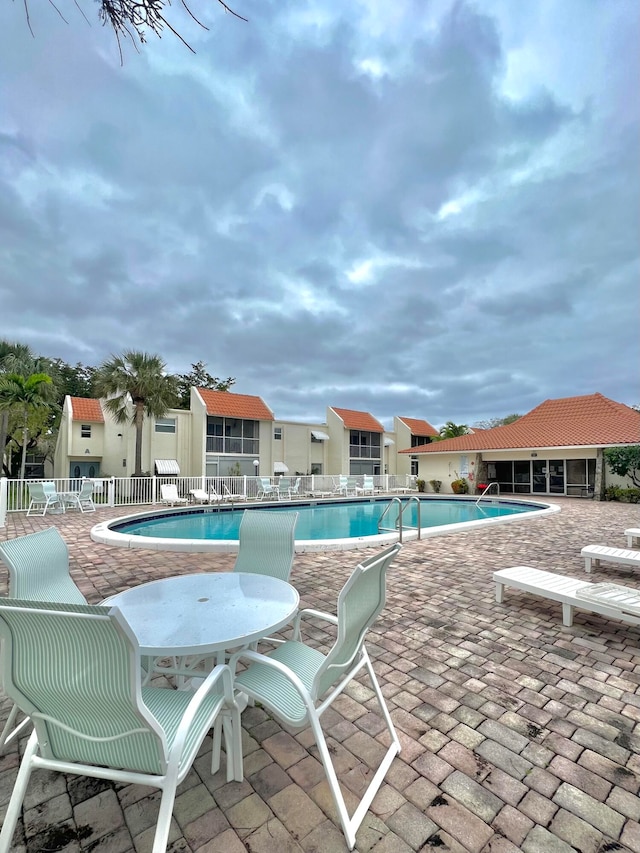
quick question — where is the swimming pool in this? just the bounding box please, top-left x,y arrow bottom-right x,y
91,496 -> 558,553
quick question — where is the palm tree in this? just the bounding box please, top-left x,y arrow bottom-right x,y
0,372 -> 53,480
436,421 -> 470,440
95,352 -> 178,477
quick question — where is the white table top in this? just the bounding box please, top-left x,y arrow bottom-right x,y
103,572 -> 299,657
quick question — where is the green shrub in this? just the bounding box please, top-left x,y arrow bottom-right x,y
605,486 -> 640,503
429,479 -> 442,493
416,479 -> 426,493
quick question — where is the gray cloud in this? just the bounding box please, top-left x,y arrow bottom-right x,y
0,0 -> 638,429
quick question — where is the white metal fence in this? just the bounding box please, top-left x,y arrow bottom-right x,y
0,474 -> 416,527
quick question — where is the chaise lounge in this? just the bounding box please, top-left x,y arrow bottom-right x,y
581,544 -> 640,573
494,566 -> 640,628
625,528 -> 640,548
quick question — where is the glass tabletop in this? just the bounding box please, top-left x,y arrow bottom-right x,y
102,572 -> 299,656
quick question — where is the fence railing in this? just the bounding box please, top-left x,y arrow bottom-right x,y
0,474 -> 417,527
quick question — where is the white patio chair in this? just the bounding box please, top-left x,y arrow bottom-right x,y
0,599 -> 243,853
76,480 -> 97,512
0,527 -> 87,753
355,475 -> 375,495
62,480 -> 97,513
289,477 -> 301,498
277,477 -> 292,498
229,542 -> 402,850
332,475 -> 349,496
160,483 -> 188,506
256,477 -> 279,500
233,510 -> 299,582
223,484 -> 248,502
26,482 -> 64,516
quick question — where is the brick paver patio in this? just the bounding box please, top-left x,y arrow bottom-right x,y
1,496 -> 640,852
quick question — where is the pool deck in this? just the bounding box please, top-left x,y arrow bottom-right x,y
2,496 -> 640,853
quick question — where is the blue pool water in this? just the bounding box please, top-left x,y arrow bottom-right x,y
111,497 -> 541,542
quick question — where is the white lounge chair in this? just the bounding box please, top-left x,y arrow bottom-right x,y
189,489 -> 208,503
223,484 -> 247,502
494,566 -> 640,628
625,528 -> 640,548
160,484 -> 188,506
581,545 -> 640,573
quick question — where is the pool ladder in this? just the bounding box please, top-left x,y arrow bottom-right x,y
378,496 -> 421,543
475,482 -> 500,506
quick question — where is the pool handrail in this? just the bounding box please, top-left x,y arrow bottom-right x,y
476,482 -> 500,506
378,496 -> 421,543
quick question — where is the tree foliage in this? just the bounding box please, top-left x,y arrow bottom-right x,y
94,351 -> 178,476
472,414 -> 521,430
48,358 -> 98,404
434,421 -> 470,441
21,1 -> 246,59
604,446 -> 640,489
0,372 -> 55,480
175,361 -> 235,408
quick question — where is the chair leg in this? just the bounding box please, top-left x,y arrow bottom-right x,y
0,730 -> 38,853
0,704 -> 31,753
309,654 -> 401,851
151,783 -> 177,853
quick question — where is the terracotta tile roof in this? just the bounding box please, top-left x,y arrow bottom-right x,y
70,397 -> 104,423
398,417 -> 438,436
331,407 -> 384,432
198,389 -> 274,421
403,394 -> 640,454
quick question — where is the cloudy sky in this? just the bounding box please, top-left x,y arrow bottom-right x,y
0,0 -> 638,430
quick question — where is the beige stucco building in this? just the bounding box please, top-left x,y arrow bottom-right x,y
54,390 -> 638,497
54,390 -> 438,482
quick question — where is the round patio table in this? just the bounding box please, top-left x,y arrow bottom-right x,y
102,572 -> 299,658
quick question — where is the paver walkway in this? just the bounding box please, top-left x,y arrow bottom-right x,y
1,497 -> 640,852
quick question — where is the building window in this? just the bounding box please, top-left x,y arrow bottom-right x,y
349,430 -> 381,460
411,435 -> 432,447
81,424 -> 91,438
274,427 -> 282,440
206,417 -> 259,455
411,456 -> 419,476
155,418 -> 176,433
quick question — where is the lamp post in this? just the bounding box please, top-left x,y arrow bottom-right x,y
253,460 -> 260,476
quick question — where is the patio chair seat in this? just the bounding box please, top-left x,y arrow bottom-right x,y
231,542 -> 402,850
